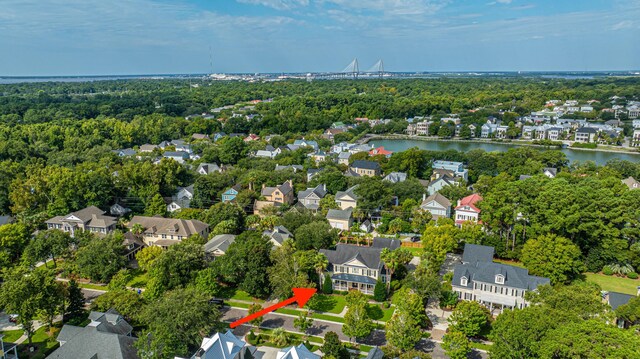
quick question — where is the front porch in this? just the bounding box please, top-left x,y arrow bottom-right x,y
331,273 -> 376,295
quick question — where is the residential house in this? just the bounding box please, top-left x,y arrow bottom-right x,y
542,167 -> 557,178
420,193 -> 451,219
109,203 -> 131,217
244,134 -> 260,142
46,206 -> 117,237
574,127 -> 598,143
139,144 -> 158,153
116,148 -> 136,157
162,151 -> 189,163
481,122 -> 497,138
192,133 -> 210,141
293,139 -> 319,150
331,142 -> 355,154
632,128 -> 640,148
323,128 -> 345,141
197,163 -> 222,175
603,291 -> 637,328
277,344 -> 319,359
521,126 -> 536,140
622,176 -> 640,190
452,244 -> 550,313
0,215 -> 15,227
320,238 -> 401,295
261,180 -> 295,205
255,149 -> 279,159
297,184 -> 328,211
306,168 -> 323,182
432,160 -> 468,181
222,184 -> 242,203
263,226 -> 293,247
127,216 -> 210,248
166,185 -> 194,213
310,150 -> 330,165
275,164 -> 303,172
335,185 -> 359,210
349,160 -> 381,177
182,330 -> 255,359
326,209 -> 353,230
171,140 -> 192,153
383,172 -> 407,183
454,194 -> 483,226
427,175 -> 457,195
204,234 -> 236,257
213,132 -> 226,142
348,144 -> 373,154
50,309 -> 137,359
337,151 -> 351,165
369,146 -> 393,158
431,168 -> 456,181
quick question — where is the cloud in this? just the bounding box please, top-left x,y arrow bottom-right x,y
323,0 -> 450,16
610,20 -> 633,30
236,0 -> 310,10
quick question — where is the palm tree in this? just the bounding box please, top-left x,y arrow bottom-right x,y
313,253 -> 329,290
271,328 -> 289,346
380,248 -> 413,292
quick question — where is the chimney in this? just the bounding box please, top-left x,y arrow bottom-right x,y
323,184 -> 327,192
262,183 -> 266,190
288,179 -> 293,187
423,193 -> 426,201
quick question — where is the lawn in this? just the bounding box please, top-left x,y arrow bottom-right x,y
306,294 -> 347,314
584,272 -> 639,295
76,282 -> 108,291
404,246 -> 423,256
1,329 -> 23,343
126,269 -> 148,288
18,325 -> 60,359
470,342 -> 493,351
493,259 -> 526,268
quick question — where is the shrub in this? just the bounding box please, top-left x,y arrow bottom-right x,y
373,279 -> 387,302
603,266 -> 614,276
627,272 -> 639,279
383,301 -> 391,309
323,275 -> 333,294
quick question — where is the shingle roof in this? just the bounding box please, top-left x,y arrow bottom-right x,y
204,234 -> 236,254
577,127 -> 598,133
163,151 -> 189,158
350,160 -> 381,171
335,185 -> 359,201
127,216 -> 209,237
298,184 -> 327,201
193,330 -> 247,359
46,206 -> 116,228
372,237 -> 401,250
277,344 -> 319,359
0,215 -> 14,226
453,261 -> 549,291
263,226 -> 293,245
422,193 -> 451,209
462,243 -> 495,264
383,172 -> 407,183
607,292 -> 634,310
320,239 -> 400,270
326,209 -> 352,221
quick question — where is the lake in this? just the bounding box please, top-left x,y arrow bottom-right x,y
370,139 -> 640,165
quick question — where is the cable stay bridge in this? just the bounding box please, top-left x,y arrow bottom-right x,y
309,58 -> 387,80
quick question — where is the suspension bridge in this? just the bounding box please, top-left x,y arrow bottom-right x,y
309,58 -> 387,80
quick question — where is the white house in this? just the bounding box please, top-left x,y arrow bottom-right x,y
420,193 -> 452,219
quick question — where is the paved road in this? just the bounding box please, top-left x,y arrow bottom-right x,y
220,306 -> 489,359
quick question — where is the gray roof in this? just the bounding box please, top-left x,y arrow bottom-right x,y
332,273 -> 377,285
335,185 -> 359,201
622,177 -> 640,190
372,237 -> 401,250
453,261 -> 550,291
383,172 -> 407,183
46,206 -> 117,229
263,226 -> 293,245
338,151 -> 351,159
275,164 -> 303,172
607,292 -> 634,310
421,193 -> 451,209
197,163 -> 221,174
462,244 -> 495,264
519,175 -> 533,181
262,181 -> 293,196
366,347 -> 384,359
351,160 -> 381,171
320,239 -> 400,270
0,215 -> 14,226
87,310 -> 133,336
326,209 -> 352,221
577,127 -> 598,133
204,234 -> 236,254
278,344 -> 319,359
543,167 -> 557,176
298,184 -> 327,201
163,151 -> 189,158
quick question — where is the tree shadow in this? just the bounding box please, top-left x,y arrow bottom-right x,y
261,318 -> 285,329
307,323 -> 329,336
307,294 -> 338,312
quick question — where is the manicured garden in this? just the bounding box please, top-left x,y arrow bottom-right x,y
17,325 -> 60,359
0,329 -> 23,343
584,272 -> 639,295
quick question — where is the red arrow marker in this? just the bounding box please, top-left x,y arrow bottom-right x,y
229,288 -> 317,329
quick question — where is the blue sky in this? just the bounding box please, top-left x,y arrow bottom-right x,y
1,0 -> 639,75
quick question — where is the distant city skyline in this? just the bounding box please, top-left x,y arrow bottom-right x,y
1,0 -> 639,76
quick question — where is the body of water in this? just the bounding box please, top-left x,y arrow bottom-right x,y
370,139 -> 640,165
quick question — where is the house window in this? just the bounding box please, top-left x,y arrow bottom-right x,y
460,276 -> 468,286
495,274 -> 505,284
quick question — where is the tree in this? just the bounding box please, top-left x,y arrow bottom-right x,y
321,331 -> 350,359
407,258 -> 441,302
373,279 -> 387,302
385,306 -> 422,351
22,229 -> 73,268
526,282 -> 609,321
66,279 -> 86,320
342,291 -> 374,342
323,273 -> 333,294
380,247 -> 413,292
489,306 -> 557,359
521,234 -> 585,284
145,193 -> 167,216
194,267 -> 222,297
35,268 -> 66,328
74,234 -> 126,283
294,222 -> 338,250
421,220 -> 458,264
293,311 -> 314,337
145,242 -> 206,299
312,253 -> 328,289
442,331 -> 471,359
0,222 -> 30,263
219,137 -> 248,165
447,300 -> 491,338
270,328 -> 290,347
615,296 -> 640,327
92,289 -> 145,323
136,245 -> 163,272
354,177 -> 392,213
136,288 -> 221,359
108,269 -> 131,290
539,320 -> 640,359
268,243 -> 315,299
248,303 -> 264,329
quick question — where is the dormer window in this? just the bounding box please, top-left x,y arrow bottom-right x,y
460,276 -> 468,286
495,274 -> 505,284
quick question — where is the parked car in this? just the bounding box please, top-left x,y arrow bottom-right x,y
208,298 -> 225,308
8,314 -> 18,323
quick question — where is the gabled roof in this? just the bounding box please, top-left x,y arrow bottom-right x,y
263,226 -> 293,245
622,176 -> 640,190
0,215 -> 14,226
197,163 -> 221,174
372,237 -> 401,250
277,344 -> 319,359
320,239 -> 400,270
455,193 -> 483,212
383,172 -> 407,183
462,243 -> 494,264
338,151 -> 352,159
350,160 -> 381,171
453,261 -> 550,291
542,167 -> 557,177
204,234 -> 236,254
298,184 -> 327,201
326,208 -> 352,221
275,164 -> 304,172
262,181 -> 293,196
577,127 -> 598,134
336,185 -> 359,201
127,216 -> 209,237
429,175 -> 456,188
422,193 -> 451,209
607,292 -> 634,310
193,330 -> 247,359
163,151 -> 189,158
366,347 -> 384,359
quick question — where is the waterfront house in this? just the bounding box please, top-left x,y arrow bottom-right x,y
349,160 -> 381,177
575,127 -> 598,143
369,146 -> 393,158
320,238 -> 400,295
46,206 -> 117,237
433,160 -> 468,181
622,177 -> 640,190
452,244 -> 550,313
222,184 -> 242,203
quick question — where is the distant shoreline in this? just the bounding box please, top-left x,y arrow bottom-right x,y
363,134 -> 640,156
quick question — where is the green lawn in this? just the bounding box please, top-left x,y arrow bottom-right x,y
18,326 -> 60,359
126,269 -> 148,288
584,272 -> 639,295
493,259 -> 526,268
404,246 -> 423,255
470,342 -> 493,351
1,329 -> 23,343
76,282 -> 108,291
306,294 -> 347,314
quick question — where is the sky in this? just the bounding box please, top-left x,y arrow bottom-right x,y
1,0 -> 639,75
